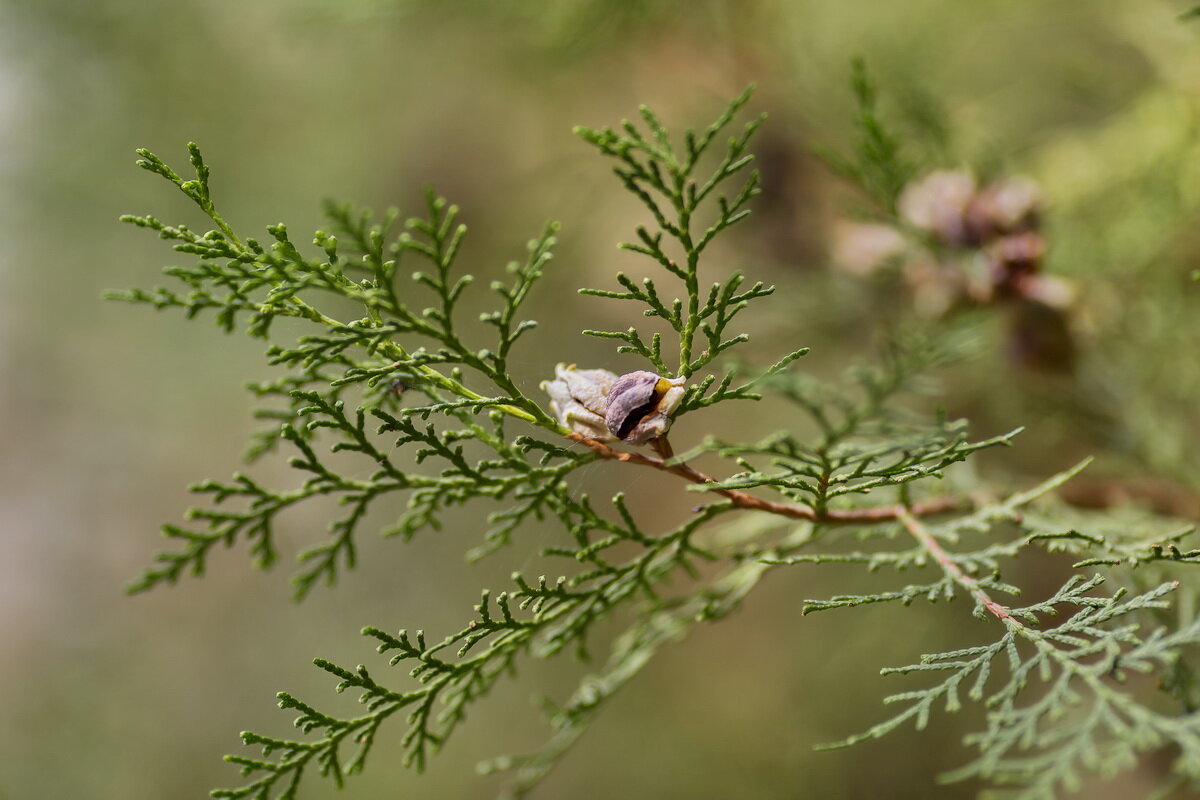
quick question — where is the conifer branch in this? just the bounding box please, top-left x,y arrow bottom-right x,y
114,86 -> 1200,800
898,508 -> 1016,621
566,431 -> 965,524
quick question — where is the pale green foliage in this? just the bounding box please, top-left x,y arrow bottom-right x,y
114,87 -> 1200,800
842,575 -> 1200,798
770,461 -> 1200,797
819,57 -> 918,216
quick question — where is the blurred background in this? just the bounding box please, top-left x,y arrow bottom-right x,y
4,0 -> 1200,797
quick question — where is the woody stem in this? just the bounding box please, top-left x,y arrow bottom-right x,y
568,432 -> 963,524
896,509 -> 1016,622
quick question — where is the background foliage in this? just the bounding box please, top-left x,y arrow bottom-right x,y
5,1 -> 1200,798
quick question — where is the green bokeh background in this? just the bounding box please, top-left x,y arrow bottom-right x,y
3,1 -> 1200,798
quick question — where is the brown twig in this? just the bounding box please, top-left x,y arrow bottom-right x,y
567,432 -> 964,525
896,508 -> 1016,623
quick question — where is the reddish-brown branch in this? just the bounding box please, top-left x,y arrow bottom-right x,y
567,432 -> 963,525
896,509 -> 1016,623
